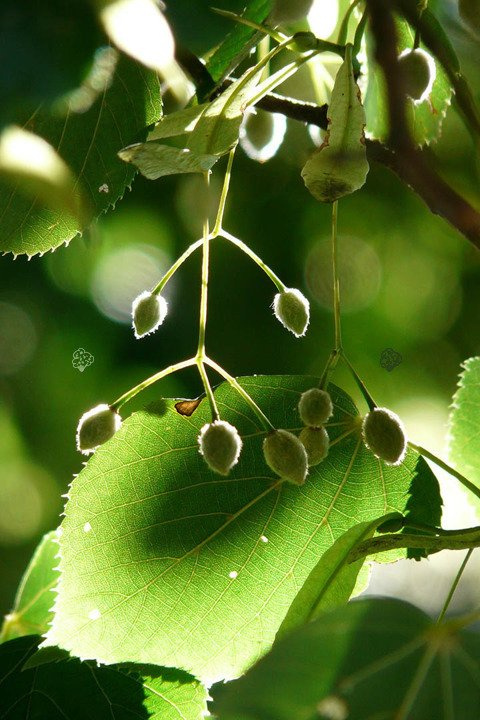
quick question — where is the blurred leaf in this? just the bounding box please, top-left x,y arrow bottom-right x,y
0,635 -> 208,720
302,45 -> 369,203
0,0 -> 100,121
119,143 -> 217,178
148,104 -> 209,141
364,17 -> 453,146
212,597 -> 480,720
0,50 -> 161,257
0,532 -> 59,643
97,0 -> 174,72
0,126 -> 88,224
206,0 -> 273,83
275,512 -> 402,641
45,375 -> 440,684
448,356 -> 480,514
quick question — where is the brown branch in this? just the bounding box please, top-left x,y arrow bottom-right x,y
175,41 -> 480,251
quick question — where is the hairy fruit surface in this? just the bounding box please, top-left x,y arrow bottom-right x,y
263,429 -> 308,485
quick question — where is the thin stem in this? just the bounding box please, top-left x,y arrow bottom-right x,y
211,7 -> 286,43
197,172 -> 211,358
213,148 -> 236,236
152,238 -> 205,295
353,6 -> 368,56
204,356 -> 275,431
408,442 -> 480,504
342,353 -> 377,410
437,549 -> 474,624
319,349 -> 341,390
110,357 -> 196,411
331,200 -> 342,351
337,0 -> 363,45
196,359 -> 219,421
258,34 -> 271,82
220,229 -> 286,292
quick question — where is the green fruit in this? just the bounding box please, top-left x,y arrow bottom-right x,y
76,404 -> 122,455
362,407 -> 407,466
298,388 -> 333,427
299,426 -> 329,466
263,429 -> 308,485
273,288 -> 310,338
132,290 -> 168,339
397,48 -> 433,102
198,420 -> 242,476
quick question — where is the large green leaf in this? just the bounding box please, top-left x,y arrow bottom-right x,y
0,635 -> 207,720
45,375 -> 440,684
0,532 -> 59,643
0,50 -> 161,257
212,597 -> 480,720
364,17 -> 453,146
448,356 -> 480,515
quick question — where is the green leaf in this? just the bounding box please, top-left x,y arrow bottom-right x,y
118,143 -> 218,179
148,104 -> 209,141
0,50 -> 161,257
448,356 -> 480,514
0,635 -> 208,720
0,531 -> 59,643
45,375 -> 440,684
206,0 -> 273,83
363,16 -> 453,146
275,513 -> 402,640
212,597 -> 480,720
301,44 -> 369,203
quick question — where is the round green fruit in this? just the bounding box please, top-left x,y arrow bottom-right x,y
362,407 -> 407,466
298,388 -> 333,427
198,420 -> 242,476
263,429 -> 308,485
299,426 -> 329,466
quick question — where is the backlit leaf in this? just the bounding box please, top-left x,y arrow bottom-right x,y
45,375 -> 440,684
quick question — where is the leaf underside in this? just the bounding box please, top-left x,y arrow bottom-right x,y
46,375 -> 441,684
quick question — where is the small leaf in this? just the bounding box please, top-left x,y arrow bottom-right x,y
97,0 -> 174,73
275,513 -> 402,640
212,598 -> 480,720
119,143 -> 218,179
0,126 -> 88,224
448,356 -> 480,514
148,104 -> 209,141
0,635 -> 208,720
301,44 -> 369,203
0,531 -> 59,643
0,50 -> 161,257
44,375 -> 441,684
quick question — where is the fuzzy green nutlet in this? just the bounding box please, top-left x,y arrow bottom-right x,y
397,48 -> 434,102
299,426 -> 329,466
273,288 -> 310,338
132,290 -> 168,339
76,404 -> 122,455
198,420 -> 242,476
263,429 -> 308,485
362,407 -> 407,466
298,388 -> 333,427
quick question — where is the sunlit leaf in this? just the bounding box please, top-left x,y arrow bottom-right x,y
0,635 -> 208,720
119,143 -> 217,179
448,356 -> 480,516
275,513 -> 402,640
302,44 -> 369,203
0,126 -> 87,224
148,104 -> 209,141
212,597 -> 480,720
97,0 -> 174,73
363,16 -> 453,146
0,50 -> 161,257
0,532 -> 59,643
45,375 -> 440,684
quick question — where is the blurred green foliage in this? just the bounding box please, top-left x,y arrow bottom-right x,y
1,0 -> 480,617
